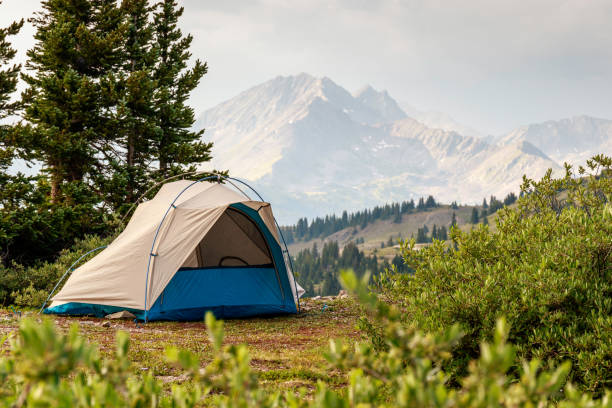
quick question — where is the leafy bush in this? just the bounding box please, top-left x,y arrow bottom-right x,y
0,271 -> 609,407
375,155 -> 612,394
0,234 -> 114,307
0,175 -> 113,267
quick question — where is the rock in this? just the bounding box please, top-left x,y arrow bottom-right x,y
105,310 -> 136,320
339,294 -> 349,299
337,290 -> 347,297
312,296 -> 321,300
101,321 -> 112,328
159,373 -> 189,383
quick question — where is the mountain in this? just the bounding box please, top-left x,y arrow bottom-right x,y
400,103 -> 487,139
498,115 -> 612,165
353,85 -> 407,123
195,74 -> 609,223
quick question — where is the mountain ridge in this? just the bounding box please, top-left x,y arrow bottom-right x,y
196,74 -> 610,223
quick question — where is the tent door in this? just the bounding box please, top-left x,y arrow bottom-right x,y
229,207 -> 285,302
178,207 -> 285,302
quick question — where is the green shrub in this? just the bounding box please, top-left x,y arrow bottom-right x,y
0,271 -> 609,407
375,154 -> 612,394
0,176 -> 112,267
0,234 -> 114,307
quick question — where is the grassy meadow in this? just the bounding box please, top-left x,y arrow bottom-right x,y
0,298 -> 360,395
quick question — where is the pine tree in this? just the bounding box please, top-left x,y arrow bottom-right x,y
2,2 -> 138,264
417,197 -> 425,210
20,0 -> 125,204
152,0 -> 212,177
425,195 -> 436,208
416,227 -> 428,244
470,207 -> 480,224
0,2 -> 22,163
504,192 -> 517,206
321,272 -> 340,296
12,0 -> 127,258
105,0 -> 159,209
0,2 -> 22,134
489,195 -> 503,213
482,198 -> 488,209
0,2 -> 25,263
341,210 -> 348,227
392,204 -> 402,223
450,212 -> 457,228
483,214 -> 489,225
439,225 -> 448,241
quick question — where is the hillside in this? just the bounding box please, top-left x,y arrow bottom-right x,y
288,204 -> 476,257
195,73 -> 611,224
284,194 -> 511,298
285,195 -> 506,264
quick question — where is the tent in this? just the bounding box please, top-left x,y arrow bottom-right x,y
44,179 -> 304,321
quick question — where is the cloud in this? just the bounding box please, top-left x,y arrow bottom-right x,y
2,0 -> 612,134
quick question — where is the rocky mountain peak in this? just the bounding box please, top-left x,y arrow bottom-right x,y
353,85 -> 407,124
195,74 -> 611,223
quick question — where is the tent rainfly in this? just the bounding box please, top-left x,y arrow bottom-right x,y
44,179 -> 304,321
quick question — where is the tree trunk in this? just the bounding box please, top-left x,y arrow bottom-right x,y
50,164 -> 61,204
127,132 -> 135,202
159,136 -> 167,177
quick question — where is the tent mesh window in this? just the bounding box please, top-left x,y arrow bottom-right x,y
181,208 -> 273,269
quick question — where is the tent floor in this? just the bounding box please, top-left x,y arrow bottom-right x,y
44,267 -> 297,321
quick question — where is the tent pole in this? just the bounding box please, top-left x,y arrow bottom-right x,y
224,178 -> 251,200
39,245 -> 108,314
121,171 -> 225,224
225,176 -> 266,201
275,219 -> 301,313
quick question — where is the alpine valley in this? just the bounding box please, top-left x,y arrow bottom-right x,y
195,73 -> 612,223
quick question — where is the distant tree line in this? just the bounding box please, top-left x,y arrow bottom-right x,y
281,195 -> 438,244
415,224 -> 449,244
293,241 -> 411,297
282,191 -> 518,246
470,193 -> 518,225
418,192 -> 518,243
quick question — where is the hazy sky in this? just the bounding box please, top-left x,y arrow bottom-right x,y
2,0 -> 612,135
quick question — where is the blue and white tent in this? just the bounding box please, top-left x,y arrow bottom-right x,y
44,180 -> 304,321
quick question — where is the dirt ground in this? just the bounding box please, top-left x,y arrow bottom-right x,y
0,297 -> 362,393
